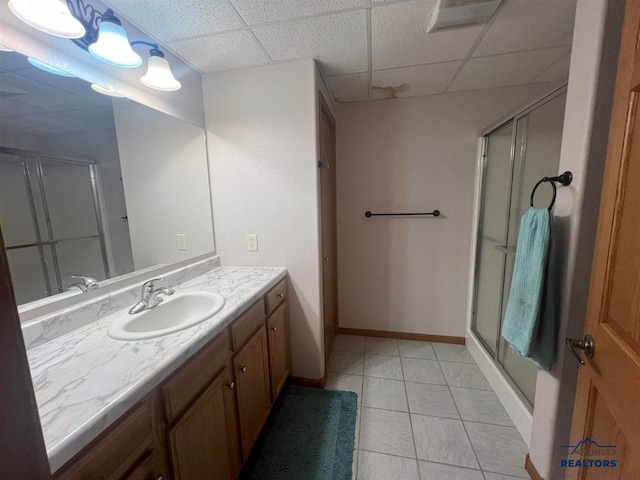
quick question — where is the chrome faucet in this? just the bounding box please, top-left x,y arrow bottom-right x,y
68,275 -> 99,293
129,278 -> 175,314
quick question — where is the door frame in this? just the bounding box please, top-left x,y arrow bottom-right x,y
0,224 -> 50,477
318,91 -> 338,370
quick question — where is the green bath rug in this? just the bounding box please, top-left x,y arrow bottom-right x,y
239,385 -> 357,480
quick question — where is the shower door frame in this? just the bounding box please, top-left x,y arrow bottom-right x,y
0,146 -> 111,297
470,84 -> 568,411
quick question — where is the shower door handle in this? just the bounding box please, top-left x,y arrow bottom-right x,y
565,335 -> 594,365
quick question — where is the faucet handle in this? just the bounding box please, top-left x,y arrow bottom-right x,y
142,278 -> 165,290
70,275 -> 98,290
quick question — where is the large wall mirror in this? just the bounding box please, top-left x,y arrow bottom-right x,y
0,49 -> 214,308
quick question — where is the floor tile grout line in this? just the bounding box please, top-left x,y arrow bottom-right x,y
357,448 -> 491,474
436,357 -> 485,474
332,346 -> 477,364
398,355 -> 421,478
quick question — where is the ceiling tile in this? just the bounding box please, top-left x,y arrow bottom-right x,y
104,0 -> 243,42
0,97 -> 46,116
253,10 -> 367,75
532,53 -> 571,83
372,61 -> 462,99
327,73 -> 369,102
0,51 -> 31,72
18,68 -> 111,106
229,0 -> 366,25
371,0 -> 484,70
168,31 -> 270,72
0,73 -> 103,111
473,0 -> 576,56
449,47 -> 570,92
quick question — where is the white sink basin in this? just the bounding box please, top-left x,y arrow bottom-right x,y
108,291 -> 225,341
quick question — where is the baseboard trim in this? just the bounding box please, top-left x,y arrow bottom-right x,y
525,454 -> 544,480
337,327 -> 465,345
287,373 -> 327,389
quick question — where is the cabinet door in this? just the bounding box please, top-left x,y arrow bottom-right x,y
124,450 -> 165,480
267,301 -> 291,399
234,325 -> 272,459
168,364 -> 241,480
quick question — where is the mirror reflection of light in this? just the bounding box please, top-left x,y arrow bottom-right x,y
0,44 -> 14,52
8,0 -> 86,39
91,83 -> 125,97
27,57 -> 75,77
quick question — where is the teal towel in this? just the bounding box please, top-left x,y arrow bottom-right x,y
501,208 -> 551,359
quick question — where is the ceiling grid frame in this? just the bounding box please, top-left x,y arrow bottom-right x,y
100,0 -> 577,103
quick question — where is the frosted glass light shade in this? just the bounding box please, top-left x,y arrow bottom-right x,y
140,55 -> 181,91
88,21 -> 142,68
0,44 -> 14,52
28,57 -> 75,77
9,0 -> 86,39
91,83 -> 124,97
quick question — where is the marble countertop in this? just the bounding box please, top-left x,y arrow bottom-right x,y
27,265 -> 287,473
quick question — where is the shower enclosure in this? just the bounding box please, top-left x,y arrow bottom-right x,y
471,87 -> 567,409
0,147 -> 110,304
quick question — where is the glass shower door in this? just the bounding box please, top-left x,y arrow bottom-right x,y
472,88 -> 568,408
473,122 -> 514,356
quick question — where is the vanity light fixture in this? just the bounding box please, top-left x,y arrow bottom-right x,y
87,10 -> 142,68
28,57 -> 75,77
90,83 -> 124,97
8,0 -> 86,39
138,45 -> 182,92
10,0 -> 181,91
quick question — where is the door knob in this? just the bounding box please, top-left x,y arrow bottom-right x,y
566,335 -> 594,365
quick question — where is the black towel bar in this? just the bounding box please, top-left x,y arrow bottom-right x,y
365,210 -> 441,218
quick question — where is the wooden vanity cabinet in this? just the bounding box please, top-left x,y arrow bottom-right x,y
267,301 -> 291,399
167,364 -> 241,480
54,278 -> 290,480
233,325 -> 272,459
55,396 -> 168,480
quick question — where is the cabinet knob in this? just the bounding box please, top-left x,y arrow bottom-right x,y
240,366 -> 247,373
272,326 -> 277,332
277,293 -> 285,298
157,476 -> 163,480
229,381 -> 235,389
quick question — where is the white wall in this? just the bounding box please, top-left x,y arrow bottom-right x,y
204,59 -> 330,380
113,100 -> 215,269
528,1 -> 623,478
335,85 -> 549,338
0,0 -> 204,127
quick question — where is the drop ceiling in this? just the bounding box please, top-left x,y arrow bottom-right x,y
105,0 -> 576,103
0,52 -> 115,136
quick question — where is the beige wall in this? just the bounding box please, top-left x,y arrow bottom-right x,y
335,85 -> 549,337
204,59 -> 334,380
529,0 -> 623,478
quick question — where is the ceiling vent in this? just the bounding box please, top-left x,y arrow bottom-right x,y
426,0 -> 501,33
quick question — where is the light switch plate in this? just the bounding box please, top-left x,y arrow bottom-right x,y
176,234 -> 187,251
247,234 -> 258,252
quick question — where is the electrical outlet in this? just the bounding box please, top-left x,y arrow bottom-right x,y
247,234 -> 258,252
176,234 -> 187,251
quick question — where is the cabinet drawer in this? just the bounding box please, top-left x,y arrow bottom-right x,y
230,300 -> 266,351
56,399 -> 158,480
264,278 -> 287,315
162,330 -> 231,423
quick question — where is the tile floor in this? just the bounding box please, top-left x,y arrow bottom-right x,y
325,335 -> 529,480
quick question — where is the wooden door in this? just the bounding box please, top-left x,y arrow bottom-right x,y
267,301 -> 291,399
319,92 -> 338,363
234,325 -> 271,459
168,365 -> 241,480
567,2 -> 640,477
